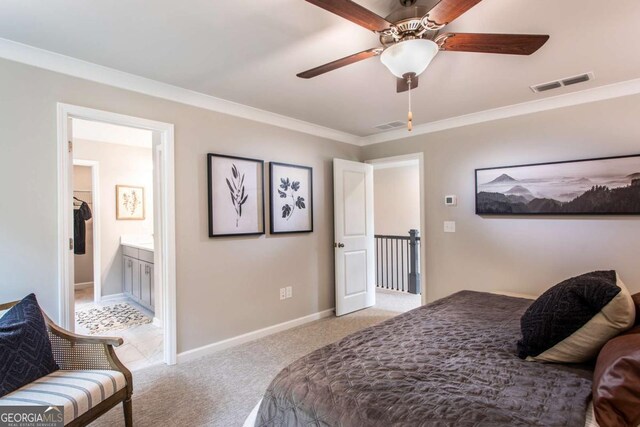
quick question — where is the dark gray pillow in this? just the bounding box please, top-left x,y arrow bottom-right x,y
517,271 -> 631,362
0,294 -> 59,397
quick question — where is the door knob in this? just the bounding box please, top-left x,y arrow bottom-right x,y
338,243 -> 345,248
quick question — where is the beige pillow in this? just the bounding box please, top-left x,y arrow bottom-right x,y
530,273 -> 635,363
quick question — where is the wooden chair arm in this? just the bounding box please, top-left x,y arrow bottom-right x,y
45,315 -> 124,347
2,299 -> 122,347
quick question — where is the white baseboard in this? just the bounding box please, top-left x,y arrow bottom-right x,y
177,308 -> 335,364
99,293 -> 126,303
74,282 -> 93,289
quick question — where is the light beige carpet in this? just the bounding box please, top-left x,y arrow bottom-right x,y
91,290 -> 421,427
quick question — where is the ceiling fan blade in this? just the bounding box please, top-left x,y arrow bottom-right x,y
297,48 -> 382,79
425,0 -> 483,27
304,0 -> 392,32
438,33 -> 550,55
397,76 -> 419,93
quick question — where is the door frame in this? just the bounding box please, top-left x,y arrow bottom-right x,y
365,152 -> 427,305
72,159 -> 101,304
57,103 -> 177,365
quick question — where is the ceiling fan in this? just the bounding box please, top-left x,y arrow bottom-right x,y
297,0 -> 550,131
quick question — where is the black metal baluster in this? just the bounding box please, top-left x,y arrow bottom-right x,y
375,237 -> 379,288
391,239 -> 398,291
385,238 -> 389,289
401,238 -> 405,292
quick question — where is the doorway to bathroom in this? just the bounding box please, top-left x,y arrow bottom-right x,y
58,104 -> 177,367
72,120 -> 162,371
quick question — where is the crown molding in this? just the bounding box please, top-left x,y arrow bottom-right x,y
2,38 -> 640,148
0,38 -> 360,145
360,77 -> 640,146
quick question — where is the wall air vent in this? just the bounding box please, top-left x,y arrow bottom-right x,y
530,72 -> 595,93
374,120 -> 406,131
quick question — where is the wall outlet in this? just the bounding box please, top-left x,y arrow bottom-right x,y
444,221 -> 456,233
279,288 -> 286,300
285,286 -> 292,298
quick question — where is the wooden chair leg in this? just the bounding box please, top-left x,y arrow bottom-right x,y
123,397 -> 133,427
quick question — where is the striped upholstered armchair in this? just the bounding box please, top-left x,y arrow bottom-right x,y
0,300 -> 133,426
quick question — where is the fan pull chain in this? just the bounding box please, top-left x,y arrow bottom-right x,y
407,76 -> 413,132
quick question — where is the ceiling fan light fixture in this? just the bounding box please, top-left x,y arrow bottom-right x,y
380,39 -> 439,79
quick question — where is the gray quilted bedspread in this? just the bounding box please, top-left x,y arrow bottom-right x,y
256,291 -> 593,427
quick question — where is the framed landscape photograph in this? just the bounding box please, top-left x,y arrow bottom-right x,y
269,162 -> 313,234
207,153 -> 265,237
476,154 -> 640,215
116,185 -> 145,220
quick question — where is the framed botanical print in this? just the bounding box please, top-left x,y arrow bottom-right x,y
269,162 -> 313,234
207,153 -> 265,237
116,185 -> 145,220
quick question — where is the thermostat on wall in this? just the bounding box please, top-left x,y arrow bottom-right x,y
445,195 -> 457,206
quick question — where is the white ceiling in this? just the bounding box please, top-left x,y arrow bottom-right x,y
1,0 -> 639,137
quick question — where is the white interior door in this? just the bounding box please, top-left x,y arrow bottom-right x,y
333,159 -> 375,316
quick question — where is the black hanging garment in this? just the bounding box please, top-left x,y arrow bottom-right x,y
73,202 -> 92,255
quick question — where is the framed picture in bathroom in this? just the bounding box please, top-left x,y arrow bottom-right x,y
207,153 -> 265,237
116,185 -> 145,220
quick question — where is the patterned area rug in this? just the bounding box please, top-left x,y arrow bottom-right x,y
76,303 -> 151,334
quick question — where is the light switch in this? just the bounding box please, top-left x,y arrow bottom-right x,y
444,221 -> 456,233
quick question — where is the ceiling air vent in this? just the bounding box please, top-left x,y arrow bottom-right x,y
530,72 -> 594,93
374,120 -> 406,131
533,81 -> 562,92
561,74 -> 592,86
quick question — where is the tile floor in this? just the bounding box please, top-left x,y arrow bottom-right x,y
74,287 -> 164,371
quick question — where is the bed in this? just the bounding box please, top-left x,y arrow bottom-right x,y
248,291 -> 599,427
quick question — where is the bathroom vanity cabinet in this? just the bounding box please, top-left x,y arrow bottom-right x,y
122,244 -> 154,312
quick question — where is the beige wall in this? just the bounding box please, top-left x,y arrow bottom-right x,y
1,54 -> 638,356
363,94 -> 640,302
0,58 -> 360,353
374,165 -> 420,236
73,139 -> 153,297
73,165 -> 94,285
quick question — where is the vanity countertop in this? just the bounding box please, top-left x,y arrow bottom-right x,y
121,235 -> 154,252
